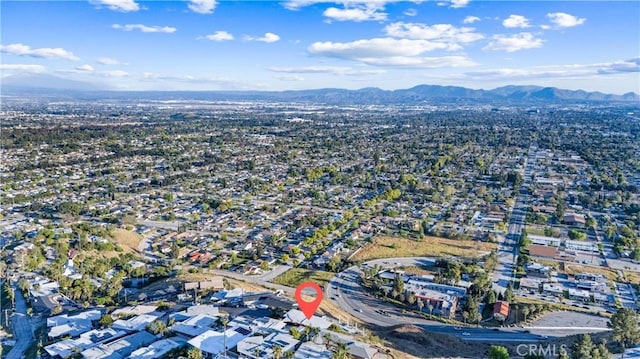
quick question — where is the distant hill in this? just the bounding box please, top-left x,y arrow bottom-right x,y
1,74 -> 638,104
1,73 -> 103,92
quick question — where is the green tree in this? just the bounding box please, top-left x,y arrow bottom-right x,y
18,278 -> 30,294
327,256 -> 341,272
331,341 -> 351,359
393,273 -> 404,297
290,327 -> 302,340
522,306 -> 531,323
407,292 -> 416,306
98,314 -> 114,328
186,347 -> 203,359
504,285 -> 515,303
146,320 -> 168,335
273,345 -> 283,359
485,290 -> 497,305
572,334 -> 595,359
170,242 -> 180,260
591,341 -> 612,359
609,308 -> 640,350
488,345 -> 509,359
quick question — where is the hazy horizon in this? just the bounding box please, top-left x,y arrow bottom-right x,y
1,1 -> 639,94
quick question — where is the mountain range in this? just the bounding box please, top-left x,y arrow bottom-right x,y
2,74 -> 638,104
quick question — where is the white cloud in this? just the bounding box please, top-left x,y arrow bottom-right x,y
323,6 -> 387,22
283,0 -> 412,11
0,64 -> 47,73
276,75 -> 305,81
75,64 -> 95,72
0,43 -> 79,61
282,0 -> 321,10
309,38 -> 455,58
139,72 -> 258,89
502,15 -> 531,28
359,55 -> 476,68
404,8 -> 417,17
450,0 -> 470,8
463,16 -> 480,24
245,32 -> 280,43
204,31 -> 234,41
188,0 -> 217,14
595,57 -> 640,74
384,22 -> 484,44
269,66 -> 352,74
483,32 -> 543,52
308,38 -> 476,68
546,12 -> 586,28
97,57 -> 124,65
463,58 -> 640,80
89,0 -> 140,12
112,24 -> 177,33
101,70 -> 129,77
268,66 -> 387,76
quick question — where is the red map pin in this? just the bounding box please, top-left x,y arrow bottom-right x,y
295,281 -> 323,320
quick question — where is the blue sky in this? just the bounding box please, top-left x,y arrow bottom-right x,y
1,0 -> 639,93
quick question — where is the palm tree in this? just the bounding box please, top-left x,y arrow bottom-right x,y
253,347 -> 262,358
417,298 -> 424,313
323,333 -> 333,347
428,304 -> 434,315
462,311 -> 469,324
522,306 -> 530,323
331,341 -> 350,359
273,345 -> 283,359
219,315 -> 229,358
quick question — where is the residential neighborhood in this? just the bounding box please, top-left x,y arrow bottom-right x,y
0,99 -> 639,359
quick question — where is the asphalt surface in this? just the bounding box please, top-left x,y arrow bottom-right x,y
325,256 -> 614,343
492,148 -> 535,294
5,285 -> 34,359
324,259 -> 549,343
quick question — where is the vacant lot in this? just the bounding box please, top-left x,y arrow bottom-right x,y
624,270 -> 640,283
112,228 -> 143,253
350,236 -> 496,262
271,268 -> 334,288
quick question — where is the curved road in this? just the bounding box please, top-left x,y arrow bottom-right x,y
325,257 -> 609,343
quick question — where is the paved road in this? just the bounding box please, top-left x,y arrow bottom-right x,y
326,263 -> 438,327
5,285 -> 34,359
325,262 -> 551,342
204,268 -> 295,295
257,265 -> 292,282
137,219 -> 184,231
326,257 -> 613,343
492,147 -> 535,294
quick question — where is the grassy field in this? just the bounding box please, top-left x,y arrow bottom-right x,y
624,270 -> 640,283
350,236 -> 496,262
525,227 -> 546,236
271,268 -> 335,288
111,228 -> 143,253
515,296 -> 612,317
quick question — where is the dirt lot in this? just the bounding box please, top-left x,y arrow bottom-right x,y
111,228 -> 143,254
374,324 -> 617,359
